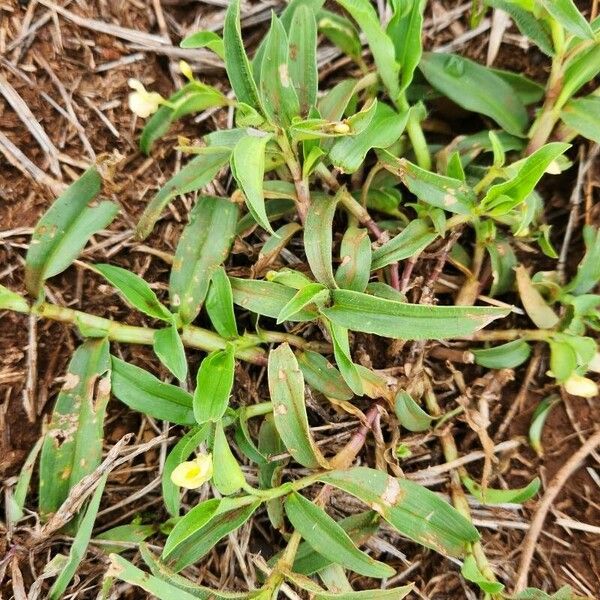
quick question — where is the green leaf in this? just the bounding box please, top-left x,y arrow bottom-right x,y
321,289 -> 508,340
230,277 -> 317,321
255,222 -> 303,272
135,148 -> 231,240
318,10 -> 362,60
473,339 -> 532,369
419,52 -> 528,136
258,415 -> 287,529
170,195 -> 238,324
330,103 -> 408,173
109,553 -> 207,600
561,95 -> 600,144
460,554 -> 505,595
297,350 -> 354,400
539,0 -> 594,40
327,320 -> 364,396
94,264 -> 172,321
284,492 -> 395,578
515,266 -> 559,329
206,267 -> 238,339
96,521 -> 157,554
231,132 -> 275,233
529,395 -> 559,457
394,390 -> 433,432
39,339 -> 110,518
25,168 -> 118,296
382,154 -> 476,215
387,0 -> 425,92
510,585 -> 582,600
193,346 -> 235,423
289,5 -> 318,115
549,339 -> 578,382
319,78 -> 359,121
305,192 -> 340,288
268,343 -> 326,468
111,356 -> 195,424
336,226 -> 372,292
163,425 -> 211,516
260,14 -> 300,125
213,421 -> 246,495
223,0 -> 261,109
487,238 -> 517,296
335,0 -> 400,102
565,226 -> 600,295
163,496 -> 260,571
48,474 -> 107,599
320,467 -> 480,556
462,475 -> 540,505
481,143 -> 570,215
0,285 -> 29,313
153,325 -> 188,381
291,511 -> 380,575
485,0 -> 553,55
237,197 -> 295,234
559,45 -> 600,106
140,83 -> 227,154
277,283 -> 329,324
6,436 -> 43,523
180,31 -> 225,59
492,68 -> 546,105
372,219 -> 437,270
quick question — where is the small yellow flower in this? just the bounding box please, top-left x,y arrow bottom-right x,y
179,60 -> 194,82
127,79 -> 164,118
564,373 -> 598,398
170,453 -> 213,489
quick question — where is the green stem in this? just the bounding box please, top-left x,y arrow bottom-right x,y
278,133 -> 310,223
395,93 -> 431,171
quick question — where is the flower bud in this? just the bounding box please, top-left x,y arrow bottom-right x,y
170,453 -> 213,489
179,60 -> 194,81
564,373 -> 598,398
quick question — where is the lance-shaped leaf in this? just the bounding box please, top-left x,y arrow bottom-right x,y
136,148 -> 231,240
481,143 -> 569,215
335,0 -> 400,102
318,9 -> 362,60
213,421 -> 246,495
268,343 -> 327,468
153,324 -> 188,381
277,283 -> 329,323
320,467 -> 479,556
472,339 -> 531,369
419,52 -> 528,136
387,0 -> 425,92
381,154 -> 476,215
254,222 -> 302,273
95,263 -> 172,321
140,83 -> 227,154
487,237 -> 517,296
260,14 -> 300,125
285,492 -> 395,578
111,356 -> 195,424
539,0 -> 594,40
180,31 -> 225,59
372,219 -> 438,270
6,436 -> 43,524
462,475 -> 540,505
460,554 -> 505,595
529,395 -> 558,457
162,496 -> 260,571
558,45 -> 600,106
170,195 -> 238,324
96,521 -> 157,555
564,225 -> 600,295
321,289 -> 508,340
206,267 -> 238,339
0,285 -> 29,313
515,266 -> 559,329
25,168 -> 118,296
223,0 -> 261,109
561,96 -> 600,145
305,192 -> 340,288
394,391 -> 433,432
297,350 -> 354,401
48,474 -> 107,599
231,131 -> 274,233
330,103 -> 408,173
289,5 -> 318,115
327,320 -> 364,396
39,339 -> 111,518
336,226 -> 372,292
163,425 -> 211,517
230,277 -> 317,321
193,345 -> 235,423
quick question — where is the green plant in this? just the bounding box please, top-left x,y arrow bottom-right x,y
3,0 -> 599,598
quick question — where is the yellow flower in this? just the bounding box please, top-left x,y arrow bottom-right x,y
127,79 -> 164,118
170,453 -> 213,489
179,60 -> 194,81
564,373 -> 598,398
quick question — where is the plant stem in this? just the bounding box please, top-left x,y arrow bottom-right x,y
278,133 -> 310,223
465,329 -> 551,342
395,94 -> 431,171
